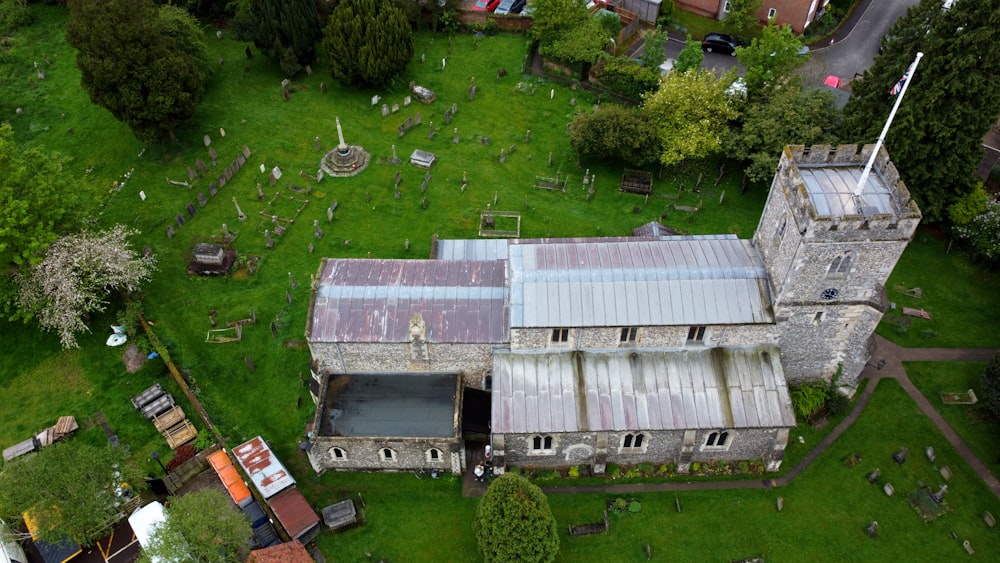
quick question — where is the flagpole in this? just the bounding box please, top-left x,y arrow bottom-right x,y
854,52 -> 924,196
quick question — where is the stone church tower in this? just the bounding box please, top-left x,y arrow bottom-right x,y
753,145 -> 922,388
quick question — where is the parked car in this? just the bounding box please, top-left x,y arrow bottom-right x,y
519,1 -> 534,16
472,0 -> 501,11
494,0 -> 516,14
510,0 -> 527,14
701,33 -> 739,56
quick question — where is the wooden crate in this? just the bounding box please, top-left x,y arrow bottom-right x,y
163,419 -> 197,449
153,406 -> 185,432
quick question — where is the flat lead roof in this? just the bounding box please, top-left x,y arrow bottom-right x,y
322,373 -> 458,438
799,165 -> 897,217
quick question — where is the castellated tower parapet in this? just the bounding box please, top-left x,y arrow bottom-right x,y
754,144 -> 921,388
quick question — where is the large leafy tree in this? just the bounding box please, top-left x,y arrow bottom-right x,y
15,225 -> 157,348
674,35 -> 704,74
726,79 -> 841,182
540,18 -> 611,65
569,104 -> 661,167
239,0 -> 322,76
723,0 -> 763,35
639,26 -> 668,70
140,489 -> 253,563
735,22 -> 807,100
642,69 -> 739,166
530,0 -> 590,47
842,0 -> 1000,222
0,441 -> 137,546
323,0 -> 413,88
66,0 -> 212,144
474,473 -> 559,563
0,123 -> 87,280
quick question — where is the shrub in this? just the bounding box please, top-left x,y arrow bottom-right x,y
790,382 -> 829,420
568,465 -> 580,478
594,58 -> 661,100
826,391 -> 851,417
981,352 -> 1000,421
637,463 -> 655,475
193,429 -> 215,452
606,463 -> 621,479
474,474 -> 559,563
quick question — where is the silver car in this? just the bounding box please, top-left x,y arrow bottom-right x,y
494,0 -> 516,15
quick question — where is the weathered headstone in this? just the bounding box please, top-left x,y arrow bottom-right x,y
225,166 -> 233,181
166,225 -> 175,238
404,95 -> 412,106
963,541 -> 974,555
392,104 -> 399,113
176,213 -> 185,227
398,124 -> 406,137
420,179 -> 427,193
237,153 -> 246,166
509,144 -> 516,154
468,85 -> 476,100
268,173 -> 276,187
232,159 -> 240,173
940,465 -> 953,481
186,203 -> 196,218
222,223 -> 229,238
220,127 -> 226,137
233,197 -> 247,222
314,136 -> 322,151
186,166 -> 197,181
421,196 -> 428,209
451,103 -> 457,115
371,95 -> 380,107
209,182 -> 217,197
548,152 -> 553,167
424,170 -> 431,182
317,169 -> 325,182
525,130 -> 531,143
264,229 -> 274,249
984,511 -> 996,528
197,192 -> 207,207
139,191 -> 146,201
257,183 -> 265,200
381,104 -> 389,117
415,112 -> 422,125
427,122 -> 436,139
308,243 -> 315,254
203,134 -> 211,147
776,497 -> 783,512
327,207 -> 333,222
444,110 -> 452,124
209,148 -> 218,163
883,483 -> 894,496
499,148 -> 506,163
395,171 -> 401,185
405,117 -> 413,130
453,128 -> 459,144
893,448 -> 908,464
196,159 -> 208,173
272,166 -> 282,179
242,145 -> 252,159
925,447 -> 936,463
305,65 -> 312,76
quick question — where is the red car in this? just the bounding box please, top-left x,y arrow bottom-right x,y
472,0 -> 501,11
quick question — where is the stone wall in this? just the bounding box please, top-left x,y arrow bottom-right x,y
308,341 -> 494,387
510,324 -> 776,351
494,427 -> 788,474
307,435 -> 464,474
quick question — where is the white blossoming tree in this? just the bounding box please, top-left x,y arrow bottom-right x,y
15,225 -> 156,348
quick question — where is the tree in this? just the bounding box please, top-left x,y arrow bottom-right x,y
474,473 -> 559,563
530,0 -> 590,47
239,0 -> 322,76
639,26 -> 668,70
539,18 -> 611,65
725,79 -> 841,182
323,0 -> 414,88
954,197 -> 1000,263
0,441 -> 136,547
15,225 -> 157,349
642,69 -> 739,166
842,0 -> 1000,222
981,352 -> 1000,421
735,22 -> 807,99
0,123 -> 87,275
569,105 -> 661,166
593,58 -> 661,100
140,489 -> 252,563
723,0 -> 763,36
674,35 -> 704,74
66,0 -> 212,144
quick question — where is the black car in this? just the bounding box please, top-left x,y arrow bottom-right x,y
510,0 -> 527,14
701,33 -> 739,56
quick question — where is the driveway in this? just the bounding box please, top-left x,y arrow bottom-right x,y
800,0 -> 920,88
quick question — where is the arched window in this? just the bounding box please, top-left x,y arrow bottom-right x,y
330,447 -> 346,460
426,448 -> 443,463
838,252 -> 853,274
827,252 -> 852,278
379,447 -> 397,462
777,213 -> 787,238
530,435 -> 554,454
621,433 -> 647,452
704,430 -> 733,450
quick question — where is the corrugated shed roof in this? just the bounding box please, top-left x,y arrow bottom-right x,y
309,259 -> 508,343
268,488 -> 320,541
491,347 -> 795,434
800,165 -> 897,217
233,436 -> 295,499
508,238 -> 771,327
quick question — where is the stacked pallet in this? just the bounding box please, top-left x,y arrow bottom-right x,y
2,415 -> 79,462
131,383 -> 197,449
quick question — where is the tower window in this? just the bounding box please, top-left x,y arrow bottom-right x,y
687,326 -> 706,344
620,327 -> 638,343
828,252 -> 853,278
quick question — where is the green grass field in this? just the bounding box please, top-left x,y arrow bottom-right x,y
3,4 -> 1000,561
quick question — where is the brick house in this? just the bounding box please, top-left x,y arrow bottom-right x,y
677,0 -> 829,34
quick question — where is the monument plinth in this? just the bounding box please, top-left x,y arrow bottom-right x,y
321,117 -> 370,177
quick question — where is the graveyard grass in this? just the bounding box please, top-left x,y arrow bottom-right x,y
1,4 -> 999,561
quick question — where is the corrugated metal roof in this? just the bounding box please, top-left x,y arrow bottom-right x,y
800,165 -> 897,217
310,259 -> 508,343
433,239 -> 511,261
508,238 -> 771,327
491,347 -> 795,434
233,436 -> 295,499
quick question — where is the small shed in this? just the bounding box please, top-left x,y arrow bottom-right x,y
410,149 -> 436,168
268,487 -> 320,543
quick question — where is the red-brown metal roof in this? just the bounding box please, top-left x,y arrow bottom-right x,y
268,488 -> 320,541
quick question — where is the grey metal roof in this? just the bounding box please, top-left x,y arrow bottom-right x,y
491,347 -> 795,434
799,165 -> 898,217
320,373 -> 459,438
310,259 -> 508,343
433,239 -> 511,261
508,238 -> 771,327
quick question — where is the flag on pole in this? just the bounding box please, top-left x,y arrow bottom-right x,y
889,64 -> 912,95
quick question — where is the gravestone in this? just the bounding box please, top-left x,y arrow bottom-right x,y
264,229 -> 274,249
420,179 -> 427,193
186,203 -> 196,217
453,128 -> 459,144
166,225 -> 175,238
203,134 -> 211,147
451,103 -> 457,115
381,104 -> 389,117
509,144 -> 516,154
321,82 -> 328,93
405,116 -> 413,130
222,224 -> 229,239
395,171 -> 401,185
893,448 -> 908,464
404,95 -> 412,106
196,159 -> 208,173
242,145 -> 252,159
176,214 -> 185,227
245,45 -> 252,59
984,511 -> 996,528
314,136 -> 321,151
468,84 -> 476,100
209,182 -> 217,197
398,124 -> 406,137
394,189 -> 401,199
925,447 -> 935,463
883,483 -> 894,496
305,65 -> 312,76
268,173 -> 276,187
237,153 -> 246,166
327,207 -> 333,222
776,497 -> 783,512
525,130 -> 531,143
939,465 -> 952,481
286,291 -> 292,305
220,127 -> 226,137
392,104 -> 399,113
232,159 -> 240,173
866,468 -> 880,483
444,109 -> 451,124
272,166 -> 282,179
415,112 -> 422,125
317,169 -> 325,182
257,183 -> 265,200
866,521 -> 878,538
424,171 -> 431,182
548,152 -> 553,167
225,166 -> 233,180
371,95 -> 380,107
139,191 -> 146,201
427,122 -> 436,139
499,148 -> 506,163
260,164 -> 266,173
270,321 -> 278,339
308,243 -> 314,254
187,166 -> 197,181
482,137 -> 491,145
197,192 -> 207,207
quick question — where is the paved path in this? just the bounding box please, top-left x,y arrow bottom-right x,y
464,337 -> 998,498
